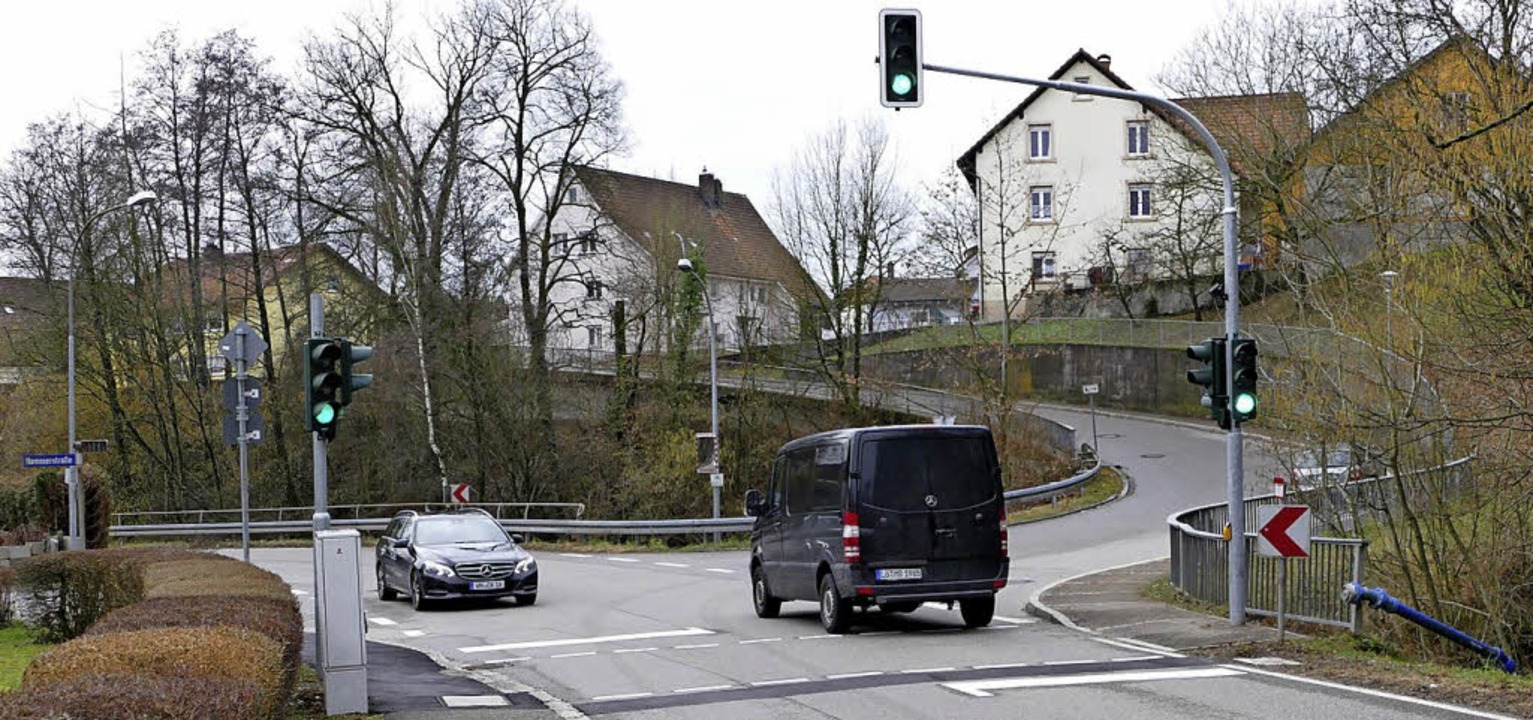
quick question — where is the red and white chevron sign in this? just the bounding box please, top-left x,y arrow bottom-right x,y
1256,505 -> 1311,558
450,483 -> 473,504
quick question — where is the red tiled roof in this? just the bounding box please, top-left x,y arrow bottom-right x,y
1168,93 -> 1311,175
572,166 -> 823,304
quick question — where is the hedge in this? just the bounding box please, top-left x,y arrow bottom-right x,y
14,550 -> 149,643
141,555 -> 292,602
23,626 -> 287,719
0,672 -> 267,720
87,594 -> 302,691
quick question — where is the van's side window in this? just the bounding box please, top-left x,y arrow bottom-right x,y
767,456 -> 786,511
784,447 -> 819,515
810,443 -> 846,511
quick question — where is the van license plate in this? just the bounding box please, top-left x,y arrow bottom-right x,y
470,580 -> 506,591
876,568 -> 923,581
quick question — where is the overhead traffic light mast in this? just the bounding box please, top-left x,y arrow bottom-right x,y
878,9 -> 922,108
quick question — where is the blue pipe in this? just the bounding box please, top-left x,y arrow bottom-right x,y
1343,582 -> 1517,674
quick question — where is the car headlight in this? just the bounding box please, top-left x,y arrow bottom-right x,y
515,557 -> 536,574
421,560 -> 456,578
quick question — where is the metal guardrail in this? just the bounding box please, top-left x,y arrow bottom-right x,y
1168,456 -> 1473,631
109,464 -> 1103,539
111,501 -> 586,526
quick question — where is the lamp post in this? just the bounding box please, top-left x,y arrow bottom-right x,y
66,189 -> 157,550
1380,270 -> 1399,353
675,232 -> 721,540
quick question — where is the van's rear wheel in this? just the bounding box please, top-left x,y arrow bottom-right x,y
818,575 -> 851,634
752,566 -> 781,619
960,596 -> 995,628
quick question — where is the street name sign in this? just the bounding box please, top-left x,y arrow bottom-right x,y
22,453 -> 78,468
1082,383 -> 1100,395
1256,505 -> 1311,558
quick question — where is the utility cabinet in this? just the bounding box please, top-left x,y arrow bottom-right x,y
313,529 -> 368,715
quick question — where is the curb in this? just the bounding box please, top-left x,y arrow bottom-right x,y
1022,556 -> 1171,633
1010,466 -> 1134,527
370,636 -> 588,720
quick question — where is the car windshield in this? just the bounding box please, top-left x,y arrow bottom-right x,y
413,517 -> 508,546
1297,450 -> 1351,468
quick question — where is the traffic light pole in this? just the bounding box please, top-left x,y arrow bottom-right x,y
311,293 -> 331,532
922,62 -> 1248,625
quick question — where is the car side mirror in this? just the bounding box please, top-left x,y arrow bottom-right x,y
391,537 -> 410,549
744,489 -> 765,517
511,533 -> 525,544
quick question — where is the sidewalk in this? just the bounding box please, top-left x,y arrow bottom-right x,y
301,635 -> 563,719
1027,558 -> 1285,650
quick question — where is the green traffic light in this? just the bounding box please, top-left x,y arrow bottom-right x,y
891,73 -> 914,96
313,403 -> 337,425
1233,393 -> 1258,415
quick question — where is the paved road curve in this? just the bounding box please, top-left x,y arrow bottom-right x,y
247,407 -> 1503,719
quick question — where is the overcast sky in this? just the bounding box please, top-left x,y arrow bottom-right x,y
0,0 -> 1236,214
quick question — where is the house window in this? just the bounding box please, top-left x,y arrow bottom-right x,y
1127,121 -> 1150,156
1442,91 -> 1471,133
552,232 -> 568,248
1128,184 -> 1153,219
566,186 -> 582,204
1031,251 -> 1057,279
1072,76 -> 1092,101
587,325 -> 603,348
1028,124 -> 1052,160
577,232 -> 597,254
325,275 -> 340,293
1125,248 -> 1151,277
202,316 -> 223,334
586,279 -> 603,300
1029,186 -> 1053,221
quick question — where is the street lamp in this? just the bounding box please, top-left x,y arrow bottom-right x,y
1380,270 -> 1399,353
675,232 -> 721,539
66,189 -> 157,550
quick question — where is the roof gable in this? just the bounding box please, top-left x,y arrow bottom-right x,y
571,166 -> 822,302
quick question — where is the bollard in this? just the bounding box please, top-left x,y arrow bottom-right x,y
1343,582 -> 1517,673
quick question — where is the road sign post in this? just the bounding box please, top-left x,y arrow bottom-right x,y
1257,504 -> 1311,642
220,321 -> 267,563
1082,384 -> 1100,454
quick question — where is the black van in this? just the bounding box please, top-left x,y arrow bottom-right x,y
744,424 -> 1009,633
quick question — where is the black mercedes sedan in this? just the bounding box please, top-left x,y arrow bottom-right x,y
375,508 -> 539,610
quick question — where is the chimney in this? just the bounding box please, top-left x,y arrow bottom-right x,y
1096,54 -> 1112,70
699,168 -> 722,209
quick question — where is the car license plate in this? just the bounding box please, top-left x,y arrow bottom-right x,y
876,568 -> 923,581
470,580 -> 506,591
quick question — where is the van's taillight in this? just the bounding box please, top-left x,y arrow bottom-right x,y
842,511 -> 861,564
1000,507 -> 1009,558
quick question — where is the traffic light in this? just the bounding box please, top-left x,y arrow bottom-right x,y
879,9 -> 922,108
1186,337 -> 1228,428
339,340 -> 373,407
305,337 -> 343,439
1230,337 -> 1259,424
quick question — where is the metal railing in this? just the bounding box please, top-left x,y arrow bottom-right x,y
111,502 -> 586,527
1168,456 -> 1473,631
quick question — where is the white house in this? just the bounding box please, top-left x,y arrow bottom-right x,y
536,166 -> 822,357
956,50 -> 1307,320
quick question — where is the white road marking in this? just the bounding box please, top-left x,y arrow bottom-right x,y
739,638 -> 782,645
655,562 -> 690,568
441,695 -> 509,708
1042,659 -> 1097,666
476,657 -> 530,666
368,617 -> 398,626
826,671 -> 884,680
461,627 -> 714,653
402,630 -> 425,637
796,634 -> 843,641
975,625 -> 1019,632
609,557 -> 641,563
1234,657 -> 1302,667
972,662 -> 1031,671
290,589 -> 309,595
673,685 -> 736,694
855,630 -> 899,637
1220,664 -> 1522,720
1109,655 -> 1163,662
1090,636 -> 1185,658
705,568 -> 735,574
673,643 -> 720,650
551,652 -> 597,659
945,667 -> 1246,697
993,615 -> 1036,625
752,678 -> 810,686
1109,637 -> 1182,655
902,667 -> 957,674
591,692 -> 652,702
613,647 -> 658,654
559,553 -> 593,558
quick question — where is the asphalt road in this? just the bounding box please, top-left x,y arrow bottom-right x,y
246,406 -> 1502,720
